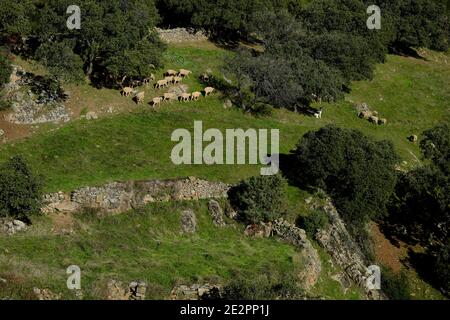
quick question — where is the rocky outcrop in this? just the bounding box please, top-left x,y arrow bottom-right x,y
0,219 -> 27,235
207,200 -> 225,226
33,288 -> 61,300
181,210 -> 197,233
106,280 -> 147,300
3,66 -> 70,124
156,28 -> 208,43
170,283 -> 221,300
272,219 -> 322,290
42,177 -> 231,214
244,222 -> 272,238
316,199 -> 385,300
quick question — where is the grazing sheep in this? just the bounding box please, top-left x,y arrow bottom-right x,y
372,111 -> 379,117
152,97 -> 163,107
163,93 -> 177,102
178,69 -> 192,78
369,115 -> 379,124
358,110 -> 372,119
135,92 -> 145,104
154,80 -> 168,89
204,87 -> 215,96
122,87 -> 134,97
378,118 -> 387,125
143,74 -> 155,86
164,76 -> 174,84
172,76 -> 183,84
179,93 -> 191,102
165,70 -> 177,76
408,134 -> 418,143
191,91 -> 202,101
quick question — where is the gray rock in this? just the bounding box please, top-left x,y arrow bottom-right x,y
86,111 -> 98,120
181,210 -> 197,233
208,200 -> 225,226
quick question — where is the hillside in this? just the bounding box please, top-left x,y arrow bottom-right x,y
0,38 -> 448,300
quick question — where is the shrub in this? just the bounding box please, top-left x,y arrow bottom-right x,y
0,53 -> 12,86
0,156 -> 44,220
222,270 -> 304,300
431,240 -> 450,295
229,175 -> 287,224
381,268 -> 411,300
296,210 -> 329,238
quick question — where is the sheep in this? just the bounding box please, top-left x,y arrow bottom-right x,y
122,87 -> 134,97
179,93 -> 191,102
164,76 -> 174,84
172,76 -> 183,84
178,69 -> 192,78
358,110 -> 372,119
204,87 -> 215,96
154,79 -> 168,89
163,93 -> 177,102
369,115 -> 379,124
191,91 -> 202,101
152,97 -> 163,107
165,70 -> 177,76
378,118 -> 387,125
143,74 -> 155,86
314,110 -> 322,119
408,134 -> 418,143
135,92 -> 145,104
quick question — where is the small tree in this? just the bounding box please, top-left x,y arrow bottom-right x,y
229,175 -> 287,224
0,156 -> 43,220
0,53 -> 12,86
296,210 -> 329,238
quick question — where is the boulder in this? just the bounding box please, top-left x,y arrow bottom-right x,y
408,134 -> 418,143
33,287 -> 61,300
0,219 -> 27,235
244,222 -> 272,238
129,280 -> 147,300
170,283 -> 221,300
181,210 -> 197,233
208,200 -> 225,226
223,99 -> 233,109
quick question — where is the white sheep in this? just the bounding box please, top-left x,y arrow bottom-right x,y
191,91 -> 202,101
135,92 -> 145,104
152,97 -> 163,107
179,93 -> 191,102
204,87 -> 215,96
154,80 -> 168,89
163,93 -> 177,102
178,69 -> 192,78
122,87 -> 134,97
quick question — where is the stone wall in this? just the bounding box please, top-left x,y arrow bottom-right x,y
42,177 -> 231,214
156,28 -> 208,43
272,219 -> 322,290
316,199 -> 386,300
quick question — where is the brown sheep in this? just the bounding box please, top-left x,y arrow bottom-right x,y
163,93 -> 177,102
152,97 -> 163,107
122,87 -> 134,97
179,93 -> 191,102
204,87 -> 215,96
378,118 -> 387,125
165,70 -> 177,76
135,92 -> 145,104
178,69 -> 192,78
191,92 -> 202,101
154,80 -> 168,89
369,115 -> 379,124
172,76 -> 183,84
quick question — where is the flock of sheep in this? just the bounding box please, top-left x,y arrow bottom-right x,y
120,69 -> 215,107
358,109 -> 387,125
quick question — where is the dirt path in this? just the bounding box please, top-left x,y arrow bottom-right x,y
370,223 -> 407,273
0,110 -> 32,143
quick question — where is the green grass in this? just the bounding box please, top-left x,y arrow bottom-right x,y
1,44 -> 449,300
0,201 -> 305,299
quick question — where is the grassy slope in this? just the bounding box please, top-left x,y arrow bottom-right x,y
0,200 -> 362,300
0,43 -> 448,299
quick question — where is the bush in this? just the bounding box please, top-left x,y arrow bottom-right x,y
222,270 -> 304,300
0,156 -> 44,220
381,268 -> 411,300
431,240 -> 450,295
296,210 -> 329,238
0,53 -> 12,86
229,175 -> 287,224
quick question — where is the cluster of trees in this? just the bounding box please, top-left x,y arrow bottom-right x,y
288,124 -> 449,295
0,156 -> 43,221
156,0 -> 450,110
0,0 -> 166,86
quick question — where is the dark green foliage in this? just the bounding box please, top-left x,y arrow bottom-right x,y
296,210 -> 329,238
0,156 -> 44,219
431,240 -> 450,295
388,124 -> 449,246
35,41 -> 85,83
291,126 -> 398,253
0,53 -> 12,86
229,175 -> 287,224
381,268 -> 411,300
222,269 -> 304,299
